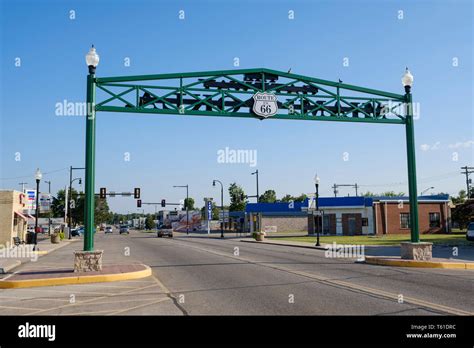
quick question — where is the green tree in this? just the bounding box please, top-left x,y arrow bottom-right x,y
452,200 -> 474,229
51,188 -> 84,225
259,190 -> 277,203
452,190 -> 467,204
279,193 -> 307,203
229,183 -> 246,211
95,198 -> 111,225
184,197 -> 195,210
145,215 -> 155,230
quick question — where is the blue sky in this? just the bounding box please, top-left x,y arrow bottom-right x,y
1,0 -> 473,213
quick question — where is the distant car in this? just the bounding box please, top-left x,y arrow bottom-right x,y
119,225 -> 129,234
105,226 -> 113,234
71,227 -> 84,237
466,222 -> 474,241
157,225 -> 173,238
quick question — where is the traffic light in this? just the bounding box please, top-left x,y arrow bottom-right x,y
100,187 -> 106,199
137,199 -> 142,208
161,199 -> 166,207
134,187 -> 140,199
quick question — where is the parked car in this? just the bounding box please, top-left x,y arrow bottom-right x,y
466,222 -> 474,241
105,226 -> 113,234
157,225 -> 173,238
119,225 -> 129,234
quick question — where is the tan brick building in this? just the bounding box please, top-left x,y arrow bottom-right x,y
0,190 -> 28,246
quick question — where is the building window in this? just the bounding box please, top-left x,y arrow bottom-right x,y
400,213 -> 410,229
429,213 -> 440,228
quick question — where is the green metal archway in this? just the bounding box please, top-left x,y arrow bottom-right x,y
83,67 -> 419,251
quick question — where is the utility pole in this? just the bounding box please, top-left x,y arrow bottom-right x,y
251,170 -> 259,202
333,183 -> 359,197
19,182 -> 28,192
461,166 -> 474,198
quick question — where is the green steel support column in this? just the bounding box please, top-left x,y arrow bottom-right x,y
84,73 -> 96,251
405,92 -> 419,242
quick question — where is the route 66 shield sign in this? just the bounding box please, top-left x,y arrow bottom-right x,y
252,92 -> 278,118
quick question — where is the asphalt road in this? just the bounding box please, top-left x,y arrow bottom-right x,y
1,229 -> 473,315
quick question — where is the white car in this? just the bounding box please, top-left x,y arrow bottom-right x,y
466,222 -> 474,241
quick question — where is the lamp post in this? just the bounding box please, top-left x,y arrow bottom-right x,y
44,180 -> 51,236
34,168 -> 42,251
251,170 -> 259,202
213,179 -> 224,238
69,166 -> 85,239
402,68 -> 419,243
173,185 -> 189,234
68,177 -> 82,239
84,45 -> 99,251
314,174 -> 320,247
421,186 -> 434,195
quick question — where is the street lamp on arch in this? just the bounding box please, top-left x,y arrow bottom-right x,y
85,45 -> 100,74
402,67 -> 414,93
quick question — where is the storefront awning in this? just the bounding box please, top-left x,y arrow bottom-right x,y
14,211 -> 28,220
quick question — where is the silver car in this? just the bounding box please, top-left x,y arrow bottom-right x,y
119,225 -> 129,234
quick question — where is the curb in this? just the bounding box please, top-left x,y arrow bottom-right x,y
0,264 -> 152,289
241,239 -> 328,251
364,256 -> 474,269
0,260 -> 21,274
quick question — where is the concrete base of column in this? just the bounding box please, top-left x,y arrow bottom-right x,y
400,242 -> 433,260
74,250 -> 104,272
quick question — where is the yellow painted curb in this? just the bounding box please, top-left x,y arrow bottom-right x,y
0,265 -> 152,289
34,251 -> 48,255
365,256 -> 474,269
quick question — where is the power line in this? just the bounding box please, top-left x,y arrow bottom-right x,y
0,167 -> 68,181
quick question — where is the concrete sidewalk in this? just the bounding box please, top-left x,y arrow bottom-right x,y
0,235 -> 152,288
0,237 -> 81,273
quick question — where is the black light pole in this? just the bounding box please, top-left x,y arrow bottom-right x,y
44,180 -> 51,236
314,174 -> 321,247
68,165 -> 84,239
251,170 -> 259,202
174,185 -> 189,235
68,177 -> 82,239
213,180 -> 224,238
34,168 -> 42,251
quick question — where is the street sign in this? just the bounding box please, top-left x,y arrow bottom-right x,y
207,200 -> 212,220
25,190 -> 36,210
253,92 -> 278,118
39,193 -> 52,213
109,191 -> 116,197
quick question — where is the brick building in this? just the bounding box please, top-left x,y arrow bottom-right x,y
246,197 -> 374,235
373,195 -> 451,235
245,195 -> 451,236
